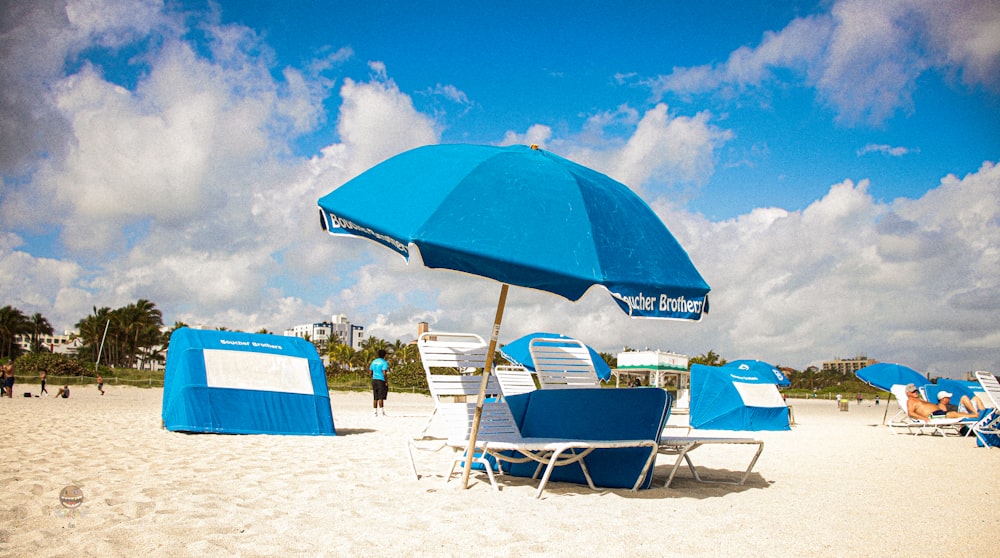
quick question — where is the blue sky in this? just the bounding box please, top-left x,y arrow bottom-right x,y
2,0 -> 998,377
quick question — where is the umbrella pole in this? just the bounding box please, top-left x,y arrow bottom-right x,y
461,283 -> 509,489
882,392 -> 891,425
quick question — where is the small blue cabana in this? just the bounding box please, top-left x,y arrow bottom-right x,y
162,328 -> 335,435
689,363 -> 790,431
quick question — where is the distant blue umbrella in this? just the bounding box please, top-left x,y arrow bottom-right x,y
854,363 -> 928,392
723,359 -> 790,387
500,332 -> 612,382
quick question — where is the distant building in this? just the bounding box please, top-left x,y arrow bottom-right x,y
14,332 -> 83,355
821,356 -> 876,375
616,349 -> 689,388
284,314 -> 365,351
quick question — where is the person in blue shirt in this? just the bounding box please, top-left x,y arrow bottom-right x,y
369,349 -> 389,416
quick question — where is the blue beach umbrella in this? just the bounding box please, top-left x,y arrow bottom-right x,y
723,359 -> 790,387
855,363 -> 929,425
500,332 -> 612,382
318,144 -> 710,320
854,363 -> 928,392
317,143 -> 710,488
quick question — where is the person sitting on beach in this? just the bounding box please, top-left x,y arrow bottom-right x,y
935,391 -> 983,418
56,385 -> 70,399
904,384 -> 968,422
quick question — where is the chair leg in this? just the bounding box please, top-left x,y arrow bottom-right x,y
630,444 -> 659,491
447,451 -> 500,491
406,440 -> 420,480
534,459 -> 561,499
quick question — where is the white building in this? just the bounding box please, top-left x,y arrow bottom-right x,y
14,332 -> 83,355
284,314 -> 365,351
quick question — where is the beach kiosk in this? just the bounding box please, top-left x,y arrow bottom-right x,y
162,328 -> 336,436
616,350 -> 690,409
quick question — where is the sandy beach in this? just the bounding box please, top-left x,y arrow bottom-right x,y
1,386 -> 997,557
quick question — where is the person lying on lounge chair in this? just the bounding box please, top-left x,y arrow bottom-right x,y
904,384 -> 969,421
935,391 -> 983,418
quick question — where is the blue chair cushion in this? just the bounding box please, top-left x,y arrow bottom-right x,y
503,388 -> 671,489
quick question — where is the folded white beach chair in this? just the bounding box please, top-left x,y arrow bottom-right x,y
439,400 -> 659,498
417,331 -> 491,376
657,437 -> 765,488
973,371 -> 1000,448
414,331 -> 499,432
493,365 -> 537,398
529,337 -> 601,389
888,384 -> 965,436
407,332 -> 502,479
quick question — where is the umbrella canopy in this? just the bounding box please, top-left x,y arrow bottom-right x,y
855,363 -> 928,392
318,144 -> 710,320
500,332 -> 612,382
723,359 -> 790,387
317,143 -> 710,488
927,379 -> 978,404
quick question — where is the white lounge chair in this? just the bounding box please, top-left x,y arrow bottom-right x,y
529,337 -> 601,389
888,384 -> 965,436
439,400 -> 659,498
657,436 -> 765,488
414,331 -> 500,432
973,371 -> 1000,448
494,365 -> 537,397
407,332 -> 502,479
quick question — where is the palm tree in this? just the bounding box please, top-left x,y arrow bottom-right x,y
74,300 -> 164,368
689,349 -> 726,368
122,299 -> 163,369
74,306 -> 112,364
28,313 -> 54,353
327,342 -> 356,374
0,305 -> 30,359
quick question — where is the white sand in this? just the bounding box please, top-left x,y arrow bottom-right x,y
1,386 -> 997,557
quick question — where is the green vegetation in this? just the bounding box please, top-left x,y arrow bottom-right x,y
11,352 -> 89,377
0,301 -> 891,397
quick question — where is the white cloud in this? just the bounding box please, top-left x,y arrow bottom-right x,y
648,15 -> 830,98
653,162 -> 1000,376
856,143 -> 917,157
428,83 -> 471,106
0,0 -> 440,334
1,0 -> 997,380
335,73 -> 440,178
647,0 -> 1000,125
557,104 -> 733,197
501,104 -> 732,199
500,124 -> 552,148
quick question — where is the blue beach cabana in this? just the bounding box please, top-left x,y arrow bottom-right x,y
162,328 -> 336,435
689,363 -> 790,431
